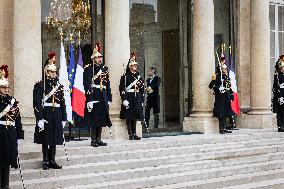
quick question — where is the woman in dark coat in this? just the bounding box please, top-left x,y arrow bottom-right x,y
209,64 -> 234,134
0,65 -> 24,189
33,63 -> 67,170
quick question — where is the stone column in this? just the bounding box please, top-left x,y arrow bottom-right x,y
183,0 -> 218,133
242,0 -> 276,128
13,0 -> 42,141
103,0 -> 139,139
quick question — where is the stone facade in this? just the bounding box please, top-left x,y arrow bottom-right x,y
0,0 -> 279,141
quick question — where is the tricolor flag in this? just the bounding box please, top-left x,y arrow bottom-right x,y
72,45 -> 86,117
229,52 -> 241,116
59,41 -> 73,123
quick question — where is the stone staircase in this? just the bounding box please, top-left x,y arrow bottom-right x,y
10,129 -> 284,189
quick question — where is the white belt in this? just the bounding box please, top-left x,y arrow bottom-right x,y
126,89 -> 138,93
0,121 -> 15,126
91,84 -> 106,89
89,101 -> 99,104
44,103 -> 60,108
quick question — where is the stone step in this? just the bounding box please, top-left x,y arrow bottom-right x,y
220,178 -> 284,189
11,137 -> 284,176
54,159 -> 284,189
20,135 -> 284,160
10,149 -> 284,183
146,169 -> 284,189
18,131 -> 284,160
17,138 -> 284,170
10,130 -> 284,188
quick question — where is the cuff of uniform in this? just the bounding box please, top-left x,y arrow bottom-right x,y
17,130 -> 24,140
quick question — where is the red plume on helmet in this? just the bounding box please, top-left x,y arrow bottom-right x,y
130,52 -> 137,60
48,52 -> 56,59
95,43 -> 101,53
0,65 -> 9,78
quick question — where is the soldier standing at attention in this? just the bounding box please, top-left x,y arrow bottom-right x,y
272,55 -> 284,132
119,55 -> 144,140
33,62 -> 67,170
0,65 -> 24,189
209,64 -> 234,134
84,46 -> 112,147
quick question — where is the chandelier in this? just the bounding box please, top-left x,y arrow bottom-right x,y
46,0 -> 91,43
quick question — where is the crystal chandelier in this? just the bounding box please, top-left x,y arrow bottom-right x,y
46,0 -> 91,43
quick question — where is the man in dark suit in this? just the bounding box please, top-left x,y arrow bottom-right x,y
145,67 -> 161,128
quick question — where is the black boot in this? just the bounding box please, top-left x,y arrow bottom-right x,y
42,144 -> 49,170
127,119 -> 134,140
154,114 -> 159,129
1,165 -> 10,189
132,120 -> 141,140
97,127 -> 107,146
49,145 -> 62,169
91,127 -> 99,147
218,118 -> 226,134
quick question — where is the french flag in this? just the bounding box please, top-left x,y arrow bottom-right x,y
229,53 -> 241,116
72,45 -> 86,117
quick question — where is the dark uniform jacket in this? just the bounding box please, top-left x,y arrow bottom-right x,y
272,71 -> 284,113
119,71 -> 145,120
146,75 -> 160,113
209,73 -> 234,118
0,95 -> 24,168
83,64 -> 112,128
33,77 -> 67,145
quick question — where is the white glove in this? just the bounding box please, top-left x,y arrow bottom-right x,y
219,86 -> 225,93
278,97 -> 284,105
87,102 -> 93,112
38,119 -> 45,129
142,103 -> 144,107
108,101 -> 111,105
17,139 -> 23,145
62,121 -> 67,128
123,100 -> 129,107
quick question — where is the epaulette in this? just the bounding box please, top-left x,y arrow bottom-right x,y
84,64 -> 91,69
36,80 -> 43,84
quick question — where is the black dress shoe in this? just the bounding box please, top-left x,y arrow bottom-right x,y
219,130 -> 225,134
49,161 -> 62,169
225,129 -> 232,133
129,136 -> 134,140
133,135 -> 141,140
91,140 -> 99,147
97,140 -> 107,146
92,141 -> 99,147
42,162 -> 49,170
278,128 -> 284,132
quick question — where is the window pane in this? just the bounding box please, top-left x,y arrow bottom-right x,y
279,32 -> 284,55
271,31 -> 275,57
270,5 -> 275,30
278,6 -> 284,31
